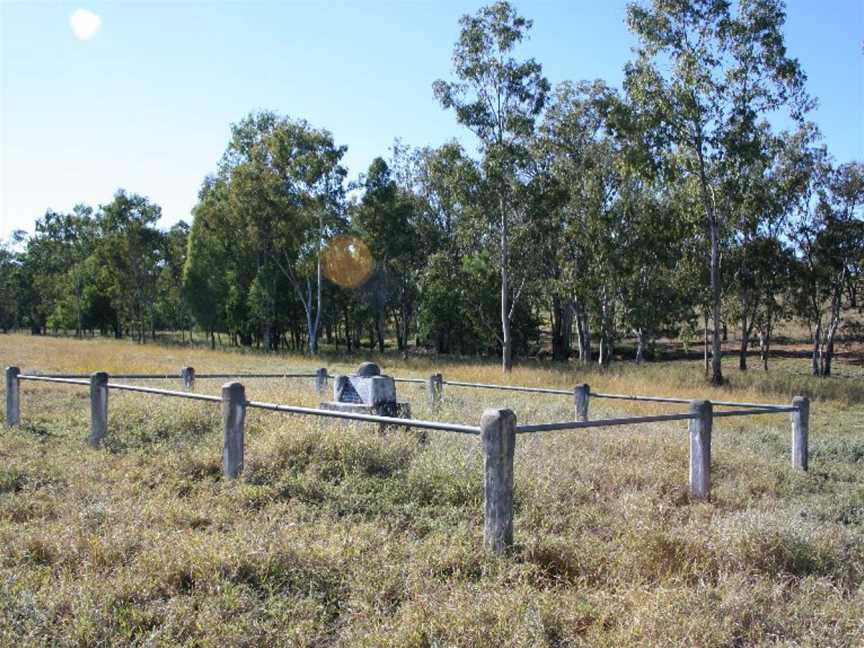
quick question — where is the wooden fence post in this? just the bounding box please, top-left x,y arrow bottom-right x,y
181,366 -> 195,390
426,373 -> 443,407
89,372 -> 109,447
315,368 -> 328,395
574,384 -> 590,422
5,366 -> 20,427
688,400 -> 712,500
481,408 -> 516,553
791,396 -> 809,471
222,381 -> 246,478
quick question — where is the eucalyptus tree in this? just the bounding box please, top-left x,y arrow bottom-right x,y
533,80 -> 613,363
19,207 -> 98,336
66,205 -> 99,338
231,118 -> 347,354
258,116 -> 346,354
413,144 -> 488,352
354,157 -> 422,352
624,0 -> 812,384
184,178 -> 237,349
98,190 -> 165,342
616,189 -> 696,364
538,80 -> 683,366
724,125 -> 790,370
157,221 -> 191,338
745,236 -> 795,370
192,111 -> 347,353
415,142 -> 483,254
792,160 -> 864,376
0,241 -> 22,332
434,0 -> 550,372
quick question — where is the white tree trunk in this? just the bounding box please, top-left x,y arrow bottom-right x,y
500,197 -> 513,373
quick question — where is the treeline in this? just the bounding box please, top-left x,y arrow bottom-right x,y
1,1 -> 862,380
0,195 -> 190,343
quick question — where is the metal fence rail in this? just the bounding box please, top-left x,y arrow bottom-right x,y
713,406 -> 798,417
106,383 -> 223,403
18,375 -> 89,386
516,412 -> 697,434
589,391 -> 790,410
246,399 -> 480,434
28,373 -> 179,380
19,374 -> 224,403
441,379 -> 571,396
188,373 -> 318,379
436,378 -> 790,410
28,372 -> 318,380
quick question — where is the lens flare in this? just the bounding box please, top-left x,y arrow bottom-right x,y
69,9 -> 102,41
322,235 -> 374,289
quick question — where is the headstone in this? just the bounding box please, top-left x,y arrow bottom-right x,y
321,362 -> 411,422
356,362 -> 381,377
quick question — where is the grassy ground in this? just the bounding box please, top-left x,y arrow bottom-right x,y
0,334 -> 862,646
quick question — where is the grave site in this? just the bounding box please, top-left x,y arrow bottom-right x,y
1,334 -> 862,645
3,0 -> 863,644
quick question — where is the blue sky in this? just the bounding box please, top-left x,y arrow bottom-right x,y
1,1 -> 862,239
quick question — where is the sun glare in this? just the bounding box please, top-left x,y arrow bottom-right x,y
69,9 -> 102,41
322,235 -> 374,289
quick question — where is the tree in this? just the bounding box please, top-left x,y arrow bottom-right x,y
227,113 -> 347,354
417,252 -> 473,354
792,161 -> 864,376
536,80 -> 633,365
354,157 -> 422,352
0,240 -> 23,332
99,190 -> 165,342
434,0 -> 549,372
157,221 -> 191,338
18,209 -> 99,336
625,0 -> 811,384
722,126 -> 799,370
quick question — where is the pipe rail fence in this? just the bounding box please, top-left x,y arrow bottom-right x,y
4,364 -> 810,554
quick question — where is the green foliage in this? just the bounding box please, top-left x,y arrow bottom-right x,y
2,0 -> 861,377
434,1 -> 550,371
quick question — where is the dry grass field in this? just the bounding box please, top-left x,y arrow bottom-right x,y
0,334 -> 862,646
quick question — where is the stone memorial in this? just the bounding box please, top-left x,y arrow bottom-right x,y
320,361 -> 411,419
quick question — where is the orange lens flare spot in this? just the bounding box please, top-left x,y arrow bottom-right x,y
322,235 -> 375,289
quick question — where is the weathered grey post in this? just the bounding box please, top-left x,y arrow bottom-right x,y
791,396 -> 809,472
222,381 -> 246,478
315,368 -> 328,395
481,408 -> 516,554
181,366 -> 195,390
688,400 -> 712,500
574,384 -> 590,422
426,373 -> 443,407
89,372 -> 109,447
5,366 -> 20,426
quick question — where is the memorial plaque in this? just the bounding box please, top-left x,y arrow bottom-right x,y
321,362 -> 412,428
